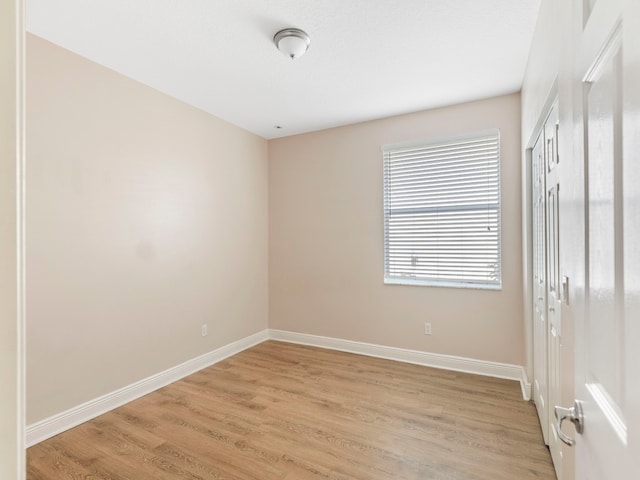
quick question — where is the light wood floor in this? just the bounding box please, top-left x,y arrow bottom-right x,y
27,341 -> 556,479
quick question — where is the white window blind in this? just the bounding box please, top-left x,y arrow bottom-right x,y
383,130 -> 501,288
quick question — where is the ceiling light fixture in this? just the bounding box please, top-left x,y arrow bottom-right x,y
274,28 -> 311,60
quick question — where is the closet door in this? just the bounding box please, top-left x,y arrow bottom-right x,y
544,102 -> 562,477
532,130 -> 548,443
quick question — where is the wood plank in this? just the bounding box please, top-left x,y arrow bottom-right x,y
27,341 -> 556,479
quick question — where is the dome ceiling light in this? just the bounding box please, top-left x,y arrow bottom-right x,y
274,28 -> 311,60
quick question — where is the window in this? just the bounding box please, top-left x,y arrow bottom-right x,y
383,130 -> 501,289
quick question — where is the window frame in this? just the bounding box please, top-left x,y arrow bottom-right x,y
382,129 -> 502,290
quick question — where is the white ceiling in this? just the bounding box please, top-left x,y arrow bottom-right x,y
26,0 -> 541,139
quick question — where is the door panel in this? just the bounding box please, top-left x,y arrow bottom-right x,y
547,176 -> 562,477
585,35 -> 623,425
544,102 -> 562,478
532,132 -> 548,443
574,0 -> 638,474
531,101 -> 561,471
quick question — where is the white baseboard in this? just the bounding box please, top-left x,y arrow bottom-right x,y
520,374 -> 532,401
25,329 -> 269,447
269,329 -> 531,400
27,327 -> 531,447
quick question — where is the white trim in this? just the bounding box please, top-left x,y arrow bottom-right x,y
27,328 -> 531,447
522,81 -> 559,391
520,372 -> 532,401
17,0 -> 26,477
384,277 -> 502,291
25,330 -> 269,447
269,329 -> 531,400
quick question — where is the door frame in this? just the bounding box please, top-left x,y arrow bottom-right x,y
523,82 -> 558,384
0,0 -> 26,478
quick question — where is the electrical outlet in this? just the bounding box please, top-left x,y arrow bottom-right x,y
424,322 -> 432,335
201,324 -> 208,337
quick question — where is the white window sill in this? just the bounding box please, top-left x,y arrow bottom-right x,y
384,277 -> 502,291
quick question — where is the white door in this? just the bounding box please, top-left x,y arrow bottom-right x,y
532,130 -> 549,444
556,0 -> 640,477
544,103 -> 563,478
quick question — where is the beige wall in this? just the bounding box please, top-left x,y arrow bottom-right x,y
26,34 -> 268,424
269,93 -> 524,365
26,32 -> 526,431
1,0 -> 24,477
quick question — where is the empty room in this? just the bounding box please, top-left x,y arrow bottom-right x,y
2,1 -> 639,479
